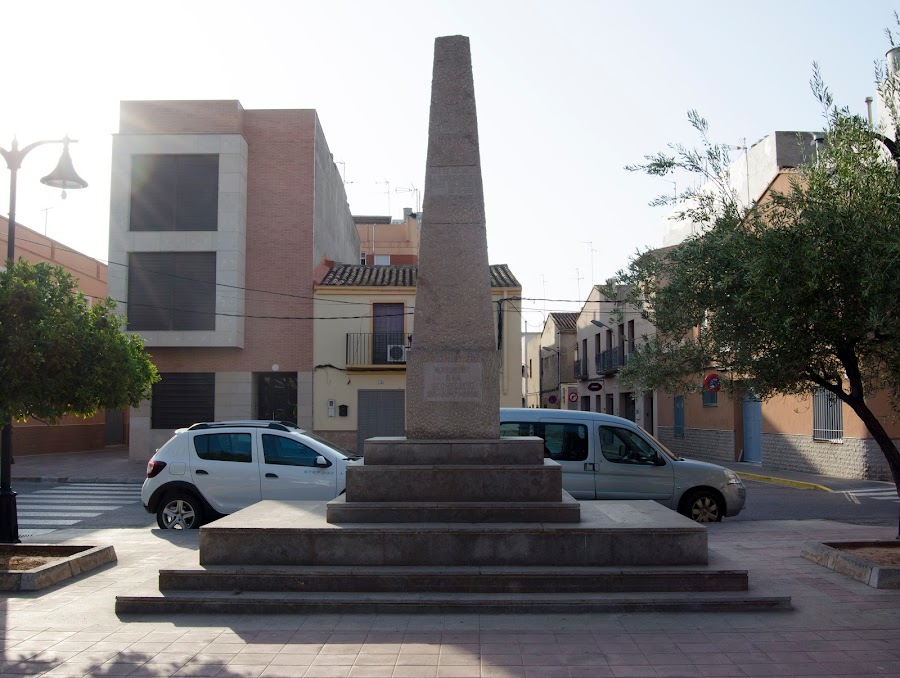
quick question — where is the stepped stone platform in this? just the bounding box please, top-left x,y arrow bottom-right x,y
114,499 -> 791,614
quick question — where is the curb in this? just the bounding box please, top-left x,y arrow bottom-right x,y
735,471 -> 832,492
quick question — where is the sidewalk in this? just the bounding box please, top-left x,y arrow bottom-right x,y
2,448 -> 900,676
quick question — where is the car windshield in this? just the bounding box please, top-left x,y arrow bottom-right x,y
300,431 -> 361,460
637,426 -> 680,460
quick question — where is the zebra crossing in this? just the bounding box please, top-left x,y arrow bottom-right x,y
841,485 -> 899,505
17,483 -> 141,537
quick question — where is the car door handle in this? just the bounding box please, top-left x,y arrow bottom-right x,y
265,473 -> 278,478
195,469 -> 209,475
584,463 -> 596,471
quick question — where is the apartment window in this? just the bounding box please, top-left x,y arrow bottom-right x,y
674,396 -> 685,437
702,389 -> 718,407
813,388 -> 843,442
151,373 -> 215,429
130,154 -> 219,231
127,252 -> 216,331
360,251 -> 367,265
374,254 -> 390,266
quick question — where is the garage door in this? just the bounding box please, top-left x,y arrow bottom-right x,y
357,390 -> 405,453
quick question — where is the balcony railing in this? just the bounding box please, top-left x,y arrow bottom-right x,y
596,346 -> 629,375
346,332 -> 411,368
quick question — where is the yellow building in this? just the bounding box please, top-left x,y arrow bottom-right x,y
313,263 -> 522,452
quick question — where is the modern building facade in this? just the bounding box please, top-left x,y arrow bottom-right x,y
109,100 -> 359,460
1,217 -> 117,453
312,263 -> 523,452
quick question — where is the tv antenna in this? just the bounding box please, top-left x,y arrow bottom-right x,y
395,183 -> 421,212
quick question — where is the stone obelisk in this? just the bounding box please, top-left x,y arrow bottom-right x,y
405,35 -> 500,440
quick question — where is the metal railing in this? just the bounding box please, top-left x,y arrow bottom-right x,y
596,346 -> 628,375
346,332 -> 411,367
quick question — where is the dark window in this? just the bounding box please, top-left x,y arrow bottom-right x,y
702,390 -> 718,407
262,435 -> 322,467
151,373 -> 215,429
499,422 -> 588,462
127,252 -> 216,331
130,154 -> 219,231
193,433 -> 252,463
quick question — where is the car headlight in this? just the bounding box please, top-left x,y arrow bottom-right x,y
724,469 -> 742,485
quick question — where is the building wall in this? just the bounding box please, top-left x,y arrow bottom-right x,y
657,426 -> 736,465
539,316 -> 576,408
113,101 -> 356,460
312,284 -> 522,451
313,118 -> 359,269
355,212 -> 420,264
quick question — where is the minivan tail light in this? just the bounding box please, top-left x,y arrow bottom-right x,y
146,460 -> 167,479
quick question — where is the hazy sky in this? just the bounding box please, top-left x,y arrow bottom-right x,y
4,1 -> 897,331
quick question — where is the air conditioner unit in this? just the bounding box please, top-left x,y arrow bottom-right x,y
386,344 -> 408,363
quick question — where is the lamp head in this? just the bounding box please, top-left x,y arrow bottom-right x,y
40,137 -> 88,198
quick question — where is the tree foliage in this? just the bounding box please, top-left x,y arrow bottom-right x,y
0,259 -> 159,423
619,46 -> 900,487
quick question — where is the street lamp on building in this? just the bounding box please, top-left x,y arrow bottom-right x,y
0,135 -> 88,543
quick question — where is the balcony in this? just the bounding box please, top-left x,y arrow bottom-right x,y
346,332 -> 411,369
596,346 -> 628,375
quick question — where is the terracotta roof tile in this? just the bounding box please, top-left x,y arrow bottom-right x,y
319,264 -> 520,289
549,312 -> 579,331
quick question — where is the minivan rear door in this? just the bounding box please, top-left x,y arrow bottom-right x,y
594,425 -> 674,502
500,419 -> 594,498
188,429 -> 262,514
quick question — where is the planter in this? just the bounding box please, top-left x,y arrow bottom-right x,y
0,544 -> 116,591
801,540 -> 900,589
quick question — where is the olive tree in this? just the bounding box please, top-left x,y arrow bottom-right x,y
619,56 -> 900,493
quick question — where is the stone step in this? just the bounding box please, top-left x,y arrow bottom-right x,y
116,589 -> 792,615
325,494 -> 581,523
362,437 -> 545,465
199,501 -> 709,568
158,564 -> 749,593
345,462 -> 562,502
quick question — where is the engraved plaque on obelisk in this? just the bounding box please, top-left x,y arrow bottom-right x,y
405,35 -> 500,440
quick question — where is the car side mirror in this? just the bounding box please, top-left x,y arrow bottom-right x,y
315,455 -> 331,467
654,454 -> 666,466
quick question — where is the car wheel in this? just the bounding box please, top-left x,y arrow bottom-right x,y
157,493 -> 204,529
684,490 -> 723,523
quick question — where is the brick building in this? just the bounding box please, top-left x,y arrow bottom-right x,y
109,100 -> 359,460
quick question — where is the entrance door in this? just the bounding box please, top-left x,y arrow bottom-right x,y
373,303 -> 405,364
104,409 -> 126,445
257,373 -> 298,423
742,393 -> 762,462
357,390 -> 405,453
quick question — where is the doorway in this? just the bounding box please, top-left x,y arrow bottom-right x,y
257,373 -> 298,423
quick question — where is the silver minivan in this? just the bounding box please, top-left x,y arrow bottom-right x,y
499,408 -> 746,522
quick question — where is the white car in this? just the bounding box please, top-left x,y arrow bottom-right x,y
141,421 -> 360,529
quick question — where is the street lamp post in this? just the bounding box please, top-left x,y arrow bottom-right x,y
0,136 -> 88,543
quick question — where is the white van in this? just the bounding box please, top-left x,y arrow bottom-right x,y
500,408 -> 746,522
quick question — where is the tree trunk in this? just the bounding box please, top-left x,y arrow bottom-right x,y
844,394 -> 900,497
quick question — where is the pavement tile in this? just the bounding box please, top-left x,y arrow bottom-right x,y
390,667 -> 437,678
520,667 -> 569,678
603,653 -> 650,667
656,667 -> 704,677
396,652 -> 440,666
308,653 -> 358,666
567,667 -> 615,677
482,666 -> 525,677
607,666 -> 657,677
